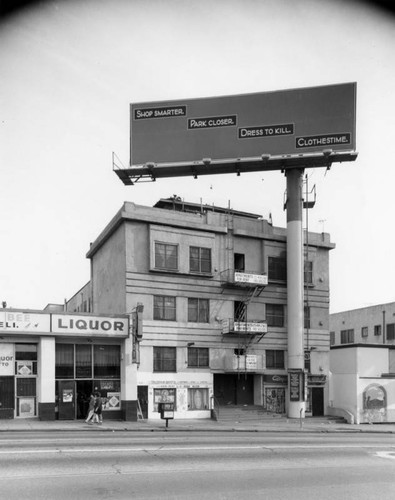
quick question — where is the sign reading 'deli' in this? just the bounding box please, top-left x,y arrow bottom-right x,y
130,83 -> 356,166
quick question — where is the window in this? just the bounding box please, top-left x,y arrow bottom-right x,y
188,347 -> 209,367
304,260 -> 313,284
266,350 -> 285,369
340,329 -> 354,344
190,246 -> 211,273
154,347 -> 177,372
76,344 -> 92,378
374,325 -> 382,336
188,388 -> 209,410
188,298 -> 209,323
387,323 -> 395,341
15,344 -> 37,361
304,306 -> 310,329
266,304 -> 285,327
155,242 -> 178,270
268,256 -> 287,282
154,295 -> 176,321
361,326 -> 368,338
234,253 -> 245,271
16,378 -> 36,397
234,301 -> 247,322
15,344 -> 37,375
94,345 -> 120,378
154,388 -> 176,412
55,344 -> 74,378
330,331 -> 336,345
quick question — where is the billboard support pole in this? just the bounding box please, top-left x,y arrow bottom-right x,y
286,168 -> 306,419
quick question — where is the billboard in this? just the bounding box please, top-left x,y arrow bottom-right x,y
129,83 -> 356,168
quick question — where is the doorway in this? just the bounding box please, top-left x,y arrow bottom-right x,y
57,380 -> 94,420
214,374 -> 254,406
138,385 -> 148,418
76,380 -> 93,420
0,377 -> 14,419
311,387 -> 324,416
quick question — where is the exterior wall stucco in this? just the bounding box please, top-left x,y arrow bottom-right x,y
92,224 -> 126,314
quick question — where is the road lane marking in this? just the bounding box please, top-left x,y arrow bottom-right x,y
1,444 -> 395,455
375,451 -> 395,460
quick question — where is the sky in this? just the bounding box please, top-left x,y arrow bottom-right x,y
1,0 -> 394,314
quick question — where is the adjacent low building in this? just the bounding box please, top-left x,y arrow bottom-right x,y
329,344 -> 395,424
329,303 -> 395,423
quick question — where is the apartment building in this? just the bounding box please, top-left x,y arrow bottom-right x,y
80,197 -> 334,420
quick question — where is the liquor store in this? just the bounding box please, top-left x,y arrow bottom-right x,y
0,309 -> 131,421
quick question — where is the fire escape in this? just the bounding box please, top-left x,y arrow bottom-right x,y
219,209 -> 268,375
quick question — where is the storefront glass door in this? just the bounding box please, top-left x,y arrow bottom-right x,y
58,380 -> 75,420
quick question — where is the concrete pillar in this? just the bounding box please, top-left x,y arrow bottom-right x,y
38,337 -> 55,420
121,336 -> 138,421
286,168 -> 305,418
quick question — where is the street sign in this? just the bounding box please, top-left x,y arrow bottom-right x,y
129,83 -> 356,167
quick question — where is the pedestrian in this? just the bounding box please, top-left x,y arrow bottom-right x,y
85,393 -> 96,424
94,391 -> 103,424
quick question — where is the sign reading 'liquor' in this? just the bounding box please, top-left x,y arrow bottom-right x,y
130,83 -> 356,166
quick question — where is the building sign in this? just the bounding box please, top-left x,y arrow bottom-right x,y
308,375 -> 327,386
246,355 -> 257,370
263,374 -> 288,385
130,83 -> 356,166
0,343 -> 14,376
51,314 -> 128,337
0,311 -> 50,332
234,321 -> 268,333
234,272 -> 268,285
289,370 -> 304,402
222,319 -> 267,334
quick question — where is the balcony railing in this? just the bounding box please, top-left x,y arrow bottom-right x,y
220,269 -> 268,287
222,319 -> 268,336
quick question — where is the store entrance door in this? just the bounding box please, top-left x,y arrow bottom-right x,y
58,381 -> 75,420
0,376 -> 14,419
311,387 -> 324,416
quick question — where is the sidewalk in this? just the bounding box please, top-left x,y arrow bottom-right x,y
1,417 -> 394,434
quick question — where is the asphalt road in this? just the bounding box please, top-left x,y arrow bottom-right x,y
1,431 -> 395,499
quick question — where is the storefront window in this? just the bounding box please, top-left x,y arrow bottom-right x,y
76,344 -> 92,378
15,344 -> 37,360
188,388 -> 209,410
94,345 -> 120,378
56,344 -> 74,379
153,388 -> 176,412
93,380 -> 121,411
15,344 -> 37,375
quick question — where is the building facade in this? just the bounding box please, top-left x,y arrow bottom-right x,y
0,309 -> 130,420
330,302 -> 395,347
83,198 -> 334,420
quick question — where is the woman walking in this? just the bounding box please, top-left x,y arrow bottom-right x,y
94,392 -> 103,424
85,393 -> 96,424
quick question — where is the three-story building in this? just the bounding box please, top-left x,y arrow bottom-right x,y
80,197 -> 334,420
